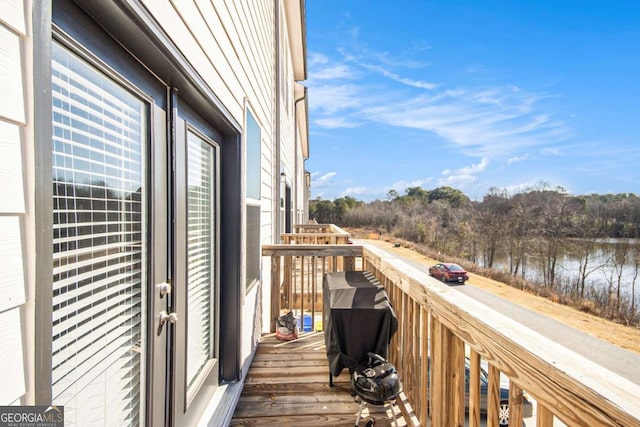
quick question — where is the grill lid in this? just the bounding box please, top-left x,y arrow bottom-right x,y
351,352 -> 402,404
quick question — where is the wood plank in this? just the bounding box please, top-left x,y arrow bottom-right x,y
262,244 -> 363,257
231,414 -> 370,427
232,331 -> 409,426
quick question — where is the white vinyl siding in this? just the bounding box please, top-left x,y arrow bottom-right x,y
0,121 -> 26,213
0,305 -> 26,404
0,0 -> 27,35
0,25 -> 25,124
0,0 -> 29,407
138,0 -> 275,220
51,42 -> 146,426
0,216 -> 26,311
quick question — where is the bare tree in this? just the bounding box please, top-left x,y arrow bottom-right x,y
573,237 -> 608,298
611,240 -> 630,315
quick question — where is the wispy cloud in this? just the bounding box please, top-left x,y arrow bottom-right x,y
308,46 -> 572,156
436,158 -> 489,188
438,174 -> 479,187
384,179 -> 434,194
339,186 -> 371,197
309,53 -> 358,80
364,87 -> 570,157
311,171 -> 337,188
309,83 -> 364,115
507,154 -> 529,164
443,157 -> 489,176
315,117 -> 363,128
360,63 -> 437,90
331,178 -> 437,200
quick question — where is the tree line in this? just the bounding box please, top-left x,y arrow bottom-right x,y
310,183 -> 640,326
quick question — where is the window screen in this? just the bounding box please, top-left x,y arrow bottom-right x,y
186,130 -> 216,390
51,41 -> 146,426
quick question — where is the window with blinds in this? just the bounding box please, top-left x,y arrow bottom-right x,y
186,130 -> 217,391
245,110 -> 261,290
51,41 -> 146,426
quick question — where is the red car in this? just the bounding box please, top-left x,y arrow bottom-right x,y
428,262 -> 469,283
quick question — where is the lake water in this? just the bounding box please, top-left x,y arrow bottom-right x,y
480,238 -> 640,299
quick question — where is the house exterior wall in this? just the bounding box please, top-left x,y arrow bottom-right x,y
0,0 -> 307,425
0,0 -> 33,407
137,0 -> 280,375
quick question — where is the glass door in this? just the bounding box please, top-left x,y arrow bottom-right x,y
171,112 -> 221,426
51,40 -> 151,426
48,3 -> 227,425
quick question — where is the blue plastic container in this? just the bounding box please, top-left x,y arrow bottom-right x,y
302,314 -> 312,332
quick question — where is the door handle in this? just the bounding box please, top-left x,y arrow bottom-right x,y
159,310 -> 178,325
156,281 -> 172,297
157,311 -> 178,335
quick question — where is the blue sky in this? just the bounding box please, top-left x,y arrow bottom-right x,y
304,1 -> 640,202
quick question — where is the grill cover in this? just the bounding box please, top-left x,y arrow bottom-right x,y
323,271 -> 398,377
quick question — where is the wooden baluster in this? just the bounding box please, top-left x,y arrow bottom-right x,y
420,307 -> 429,425
468,350 -> 482,427
536,403 -> 554,427
509,382 -> 524,427
283,255 -> 292,311
487,364 -> 501,427
448,328 -> 465,427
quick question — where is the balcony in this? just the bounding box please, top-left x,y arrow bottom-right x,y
231,225 -> 640,426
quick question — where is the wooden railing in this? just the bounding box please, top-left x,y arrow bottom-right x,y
262,239 -> 640,427
282,223 -> 351,244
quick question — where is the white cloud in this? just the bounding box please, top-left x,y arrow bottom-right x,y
507,154 -> 529,164
308,83 -> 364,114
311,171 -> 337,188
314,117 -> 363,129
339,186 -> 371,197
363,86 -> 570,157
308,52 -> 329,66
360,63 -> 437,90
443,157 -> 489,176
307,45 -> 571,164
313,64 -> 357,80
438,174 -> 478,187
383,178 -> 434,194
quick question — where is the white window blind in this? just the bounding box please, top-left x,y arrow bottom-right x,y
186,131 -> 216,390
51,42 -> 146,427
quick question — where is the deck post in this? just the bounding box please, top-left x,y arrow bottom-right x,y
270,255 -> 281,332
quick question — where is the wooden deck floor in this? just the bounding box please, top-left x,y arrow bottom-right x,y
230,331 -> 407,426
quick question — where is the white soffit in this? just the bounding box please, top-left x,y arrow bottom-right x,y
295,82 -> 308,159
284,0 -> 307,81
